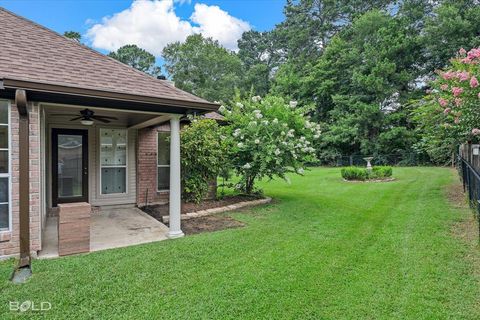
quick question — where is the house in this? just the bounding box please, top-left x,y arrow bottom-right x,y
0,8 -> 219,262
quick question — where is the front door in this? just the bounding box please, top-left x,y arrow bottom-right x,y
52,129 -> 88,207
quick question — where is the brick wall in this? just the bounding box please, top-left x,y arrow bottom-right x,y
136,122 -> 217,207
136,125 -> 169,206
0,102 -> 41,258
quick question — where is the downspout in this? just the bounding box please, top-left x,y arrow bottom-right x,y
15,89 -> 31,271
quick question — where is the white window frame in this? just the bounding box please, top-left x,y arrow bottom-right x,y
0,100 -> 11,232
99,128 -> 128,195
157,131 -> 170,192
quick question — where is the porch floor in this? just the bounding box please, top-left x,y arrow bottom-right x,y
38,208 -> 169,259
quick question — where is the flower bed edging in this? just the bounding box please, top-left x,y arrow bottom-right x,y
161,197 -> 272,224
342,178 -> 396,183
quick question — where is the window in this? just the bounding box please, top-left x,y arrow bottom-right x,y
0,101 -> 9,231
100,128 -> 127,194
157,132 -> 170,191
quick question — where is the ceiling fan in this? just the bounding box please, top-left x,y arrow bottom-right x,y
50,108 -> 118,125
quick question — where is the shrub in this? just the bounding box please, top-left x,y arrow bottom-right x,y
372,166 -> 392,178
341,166 -> 393,181
181,118 -> 228,203
220,95 -> 321,194
341,167 -> 367,181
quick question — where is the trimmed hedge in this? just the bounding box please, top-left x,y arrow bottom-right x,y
341,166 -> 393,181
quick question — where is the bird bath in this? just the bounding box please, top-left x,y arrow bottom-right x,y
363,157 -> 374,171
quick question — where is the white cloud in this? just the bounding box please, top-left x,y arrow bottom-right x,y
86,0 -> 250,55
190,4 -> 250,51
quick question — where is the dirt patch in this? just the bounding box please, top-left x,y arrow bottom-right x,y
179,215 -> 245,235
141,195 -> 262,235
141,195 -> 261,220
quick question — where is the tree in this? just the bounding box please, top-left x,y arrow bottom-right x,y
162,34 -> 244,102
415,47 -> 480,164
237,31 -> 282,96
220,95 -> 321,194
63,31 -> 81,42
423,0 -> 480,72
108,44 -> 161,77
303,10 -> 422,160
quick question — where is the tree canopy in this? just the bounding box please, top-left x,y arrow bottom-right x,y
157,0 -> 480,163
108,44 -> 161,77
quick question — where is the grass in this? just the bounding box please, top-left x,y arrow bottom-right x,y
1,167 -> 479,319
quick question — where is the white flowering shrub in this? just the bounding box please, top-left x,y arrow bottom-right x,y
220,95 -> 321,194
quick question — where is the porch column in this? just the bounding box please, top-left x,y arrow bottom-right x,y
168,114 -> 184,239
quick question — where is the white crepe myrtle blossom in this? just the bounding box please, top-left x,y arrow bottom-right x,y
223,96 -> 320,194
252,96 -> 262,102
297,168 -> 304,174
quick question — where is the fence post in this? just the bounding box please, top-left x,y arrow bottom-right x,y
349,156 -> 353,166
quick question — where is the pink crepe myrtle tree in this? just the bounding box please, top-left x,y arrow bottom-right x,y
429,47 -> 480,141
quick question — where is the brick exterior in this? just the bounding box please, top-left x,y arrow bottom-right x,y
136,124 -> 170,206
58,202 -> 91,256
0,102 -> 41,258
136,122 -> 217,207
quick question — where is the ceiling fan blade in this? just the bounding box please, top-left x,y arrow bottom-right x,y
93,115 -> 118,120
91,116 -> 110,123
69,116 -> 83,121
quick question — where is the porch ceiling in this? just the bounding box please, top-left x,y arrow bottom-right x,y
43,104 -> 167,127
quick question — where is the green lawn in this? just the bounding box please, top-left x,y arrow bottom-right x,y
1,167 -> 479,319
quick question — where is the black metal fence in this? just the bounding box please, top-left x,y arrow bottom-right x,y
324,153 -> 434,167
458,155 -> 480,237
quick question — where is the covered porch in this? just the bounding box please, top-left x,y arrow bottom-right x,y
39,207 -> 169,258
37,102 -> 185,257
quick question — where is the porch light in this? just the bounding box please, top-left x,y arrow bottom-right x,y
81,119 -> 94,126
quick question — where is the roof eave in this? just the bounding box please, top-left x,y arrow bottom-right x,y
1,78 -> 220,112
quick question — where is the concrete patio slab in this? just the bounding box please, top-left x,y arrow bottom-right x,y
38,207 -> 169,259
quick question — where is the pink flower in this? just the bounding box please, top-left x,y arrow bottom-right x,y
454,117 -> 460,124
472,128 -> 480,135
467,48 -> 480,60
442,71 -> 455,80
459,48 -> 467,55
440,84 -> 448,91
455,98 -> 462,106
452,87 -> 464,97
457,71 -> 470,81
439,98 -> 448,107
471,76 -> 479,88
443,108 -> 451,115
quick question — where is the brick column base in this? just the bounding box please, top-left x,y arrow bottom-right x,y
58,203 -> 91,256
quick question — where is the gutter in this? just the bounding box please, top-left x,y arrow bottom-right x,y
2,78 -> 220,112
11,89 -> 31,283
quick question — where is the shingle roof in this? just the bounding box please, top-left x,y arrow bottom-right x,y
0,7 -> 218,110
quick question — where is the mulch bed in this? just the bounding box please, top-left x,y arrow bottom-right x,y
141,195 -> 260,235
180,215 -> 245,235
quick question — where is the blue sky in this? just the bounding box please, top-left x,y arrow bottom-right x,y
0,0 -> 286,55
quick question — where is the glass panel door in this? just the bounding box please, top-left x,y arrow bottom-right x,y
52,129 -> 88,206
